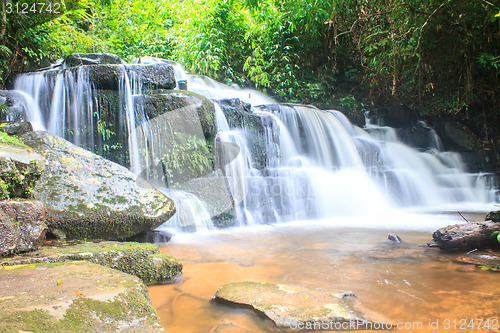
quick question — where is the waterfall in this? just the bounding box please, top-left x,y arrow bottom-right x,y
7,57 -> 499,233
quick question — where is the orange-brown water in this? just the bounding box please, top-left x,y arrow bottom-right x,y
149,214 -> 500,332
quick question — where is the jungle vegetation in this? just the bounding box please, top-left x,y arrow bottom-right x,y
1,0 -> 499,152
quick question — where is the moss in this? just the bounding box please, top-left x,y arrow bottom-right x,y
1,241 -> 183,285
0,262 -> 164,332
0,131 -> 30,149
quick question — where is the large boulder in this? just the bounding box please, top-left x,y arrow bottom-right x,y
428,221 -> 500,250
0,200 -> 47,257
0,261 -> 165,332
213,282 -> 381,329
64,53 -> 125,66
222,99 -> 280,169
21,131 -> 176,240
1,241 -> 182,285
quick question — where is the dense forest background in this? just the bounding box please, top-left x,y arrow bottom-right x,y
1,0 -> 499,157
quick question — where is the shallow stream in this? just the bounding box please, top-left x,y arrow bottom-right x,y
149,212 -> 500,333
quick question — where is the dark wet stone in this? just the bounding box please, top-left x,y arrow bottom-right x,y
0,121 -> 32,136
64,53 -> 124,66
486,210 -> 500,223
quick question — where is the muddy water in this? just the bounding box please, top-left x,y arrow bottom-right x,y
149,213 -> 500,332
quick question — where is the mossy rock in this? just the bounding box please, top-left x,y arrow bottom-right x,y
0,261 -> 165,332
486,210 -> 500,222
214,282 -> 377,328
21,131 -> 176,240
1,241 -> 182,285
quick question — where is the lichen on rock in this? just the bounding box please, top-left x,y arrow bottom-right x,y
213,282 -> 377,329
21,131 -> 176,240
1,241 -> 182,285
0,261 -> 165,332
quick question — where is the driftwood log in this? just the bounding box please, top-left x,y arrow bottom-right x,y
428,221 -> 500,250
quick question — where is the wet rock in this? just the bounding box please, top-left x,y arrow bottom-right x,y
427,221 -> 500,250
0,90 -> 28,122
0,120 -> 33,136
126,63 -> 177,91
0,261 -> 165,332
64,53 -> 125,66
453,250 -> 500,272
43,63 -> 176,91
140,90 -> 217,143
486,210 -> 500,222
436,118 -> 481,151
213,282 -> 375,329
222,100 -> 280,169
21,131 -> 176,240
1,241 -> 182,285
0,200 -> 47,257
387,233 -> 403,244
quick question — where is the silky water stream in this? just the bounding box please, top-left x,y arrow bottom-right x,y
149,213 -> 500,333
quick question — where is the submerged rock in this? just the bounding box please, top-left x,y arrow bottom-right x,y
213,282 -> 376,329
453,250 -> 500,272
21,131 -> 176,240
428,221 -> 500,250
0,241 -> 182,285
0,261 -> 165,332
0,200 -> 47,257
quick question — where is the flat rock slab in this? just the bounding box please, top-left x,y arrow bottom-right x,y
213,282 -> 374,329
0,261 -> 164,332
0,241 -> 182,285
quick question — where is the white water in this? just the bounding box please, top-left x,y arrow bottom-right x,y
7,58 -> 499,232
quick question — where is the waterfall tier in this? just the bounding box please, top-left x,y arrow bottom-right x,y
5,55 -> 498,232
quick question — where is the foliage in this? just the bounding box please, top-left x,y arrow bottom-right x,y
0,158 -> 43,200
160,134 -> 213,188
1,0 -> 500,153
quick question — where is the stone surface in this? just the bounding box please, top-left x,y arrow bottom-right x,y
213,282 -> 374,328
0,261 -> 165,332
427,221 -> 500,250
21,131 -> 176,240
0,120 -> 33,136
0,200 -> 47,257
223,100 -> 280,169
64,53 -> 125,66
486,210 -> 500,222
1,241 -> 182,285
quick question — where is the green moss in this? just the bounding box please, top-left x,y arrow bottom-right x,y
0,131 -> 29,148
2,241 -> 183,285
0,262 -> 164,332
0,158 -> 43,200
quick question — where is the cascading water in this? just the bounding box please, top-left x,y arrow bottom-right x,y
7,56 -> 499,233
